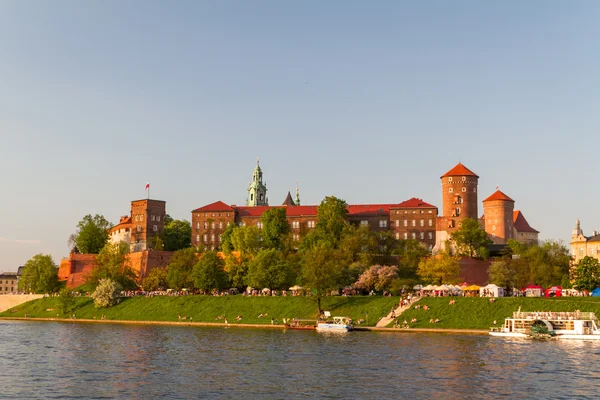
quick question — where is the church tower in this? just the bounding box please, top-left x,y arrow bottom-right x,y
434,162 -> 479,252
247,159 -> 268,206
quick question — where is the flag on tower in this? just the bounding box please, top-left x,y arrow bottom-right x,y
145,182 -> 150,190
496,185 -> 499,190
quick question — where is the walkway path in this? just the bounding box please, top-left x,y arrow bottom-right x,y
375,297 -> 421,328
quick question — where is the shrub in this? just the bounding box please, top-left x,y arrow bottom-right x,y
92,278 -> 123,308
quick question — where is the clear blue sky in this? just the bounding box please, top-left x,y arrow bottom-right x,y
1,1 -> 599,270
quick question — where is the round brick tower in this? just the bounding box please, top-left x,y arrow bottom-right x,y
434,163 -> 479,252
482,189 -> 515,244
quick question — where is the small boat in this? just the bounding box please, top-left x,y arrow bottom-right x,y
285,319 -> 317,330
490,311 -> 600,340
316,316 -> 353,332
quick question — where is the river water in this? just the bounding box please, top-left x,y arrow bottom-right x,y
1,321 -> 599,399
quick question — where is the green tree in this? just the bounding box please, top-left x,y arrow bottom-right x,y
142,267 -> 169,291
261,208 -> 291,250
91,278 -> 122,308
300,242 -> 346,312
417,253 -> 461,285
231,225 -> 262,257
166,248 -> 197,289
572,256 -> 600,292
18,254 -> 58,293
314,196 -> 349,244
58,287 -> 76,314
72,214 -> 112,254
488,259 -> 516,290
504,240 -> 571,288
450,218 -> 492,258
224,253 -> 249,289
394,239 -> 430,279
163,217 -> 192,251
92,242 -> 137,289
192,251 -> 228,293
220,223 -> 237,253
246,249 -> 293,290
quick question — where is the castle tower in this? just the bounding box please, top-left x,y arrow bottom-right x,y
247,159 -> 268,206
130,199 -> 166,252
572,219 -> 583,240
482,189 -> 515,244
434,163 -> 479,252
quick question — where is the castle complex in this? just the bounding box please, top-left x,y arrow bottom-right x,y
192,161 -> 539,252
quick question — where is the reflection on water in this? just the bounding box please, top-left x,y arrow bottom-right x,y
1,321 -> 600,399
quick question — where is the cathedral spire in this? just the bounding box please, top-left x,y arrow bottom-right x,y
247,158 -> 268,206
295,182 -> 300,206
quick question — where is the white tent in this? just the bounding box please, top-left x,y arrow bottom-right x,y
480,284 -> 504,297
423,285 -> 435,291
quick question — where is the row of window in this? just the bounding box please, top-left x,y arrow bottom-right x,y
197,221 -> 231,230
135,225 -> 159,232
134,214 -> 162,222
197,213 -> 231,218
394,232 -> 434,240
394,219 -> 434,227
392,210 -> 434,215
197,234 -> 222,243
449,187 -> 476,193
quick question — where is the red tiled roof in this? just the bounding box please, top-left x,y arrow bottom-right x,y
192,201 -> 234,213
235,205 -> 318,217
483,190 -> 514,202
513,210 -> 539,233
441,163 -> 479,178
109,216 -> 132,233
391,197 -> 437,209
347,204 -> 396,217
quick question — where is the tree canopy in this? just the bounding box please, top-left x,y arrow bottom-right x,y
246,249 -> 293,290
417,253 -> 461,285
261,208 -> 291,250
163,216 -> 192,251
192,251 -> 228,293
315,196 -> 349,244
300,242 -> 346,312
72,214 -> 112,254
18,254 -> 58,293
166,247 -> 197,290
572,256 -> 600,292
92,242 -> 137,289
450,218 -> 492,258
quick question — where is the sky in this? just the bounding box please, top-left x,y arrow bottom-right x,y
1,1 -> 599,270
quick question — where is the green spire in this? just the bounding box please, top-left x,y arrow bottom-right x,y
247,158 -> 268,206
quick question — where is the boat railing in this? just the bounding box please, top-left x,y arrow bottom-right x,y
512,311 -> 597,321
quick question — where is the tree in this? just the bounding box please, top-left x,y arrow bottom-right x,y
231,226 -> 262,257
58,288 -> 76,314
224,253 -> 249,289
92,242 -> 137,289
220,223 -> 237,254
261,208 -> 291,250
450,218 -> 492,258
92,278 -> 122,308
488,259 -> 516,290
355,265 -> 399,292
192,251 -> 228,293
572,256 -> 600,292
314,196 -> 349,244
166,248 -> 197,289
246,249 -> 293,290
417,253 -> 461,285
300,242 -> 346,312
18,254 -> 58,293
142,267 -> 169,291
394,239 -> 430,279
72,214 -> 112,254
163,217 -> 192,251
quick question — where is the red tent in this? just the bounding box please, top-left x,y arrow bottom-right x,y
545,286 -> 562,298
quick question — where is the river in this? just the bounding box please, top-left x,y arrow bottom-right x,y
1,320 -> 599,399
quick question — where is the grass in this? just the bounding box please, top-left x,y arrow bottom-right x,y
392,296 -> 600,330
0,295 -> 399,327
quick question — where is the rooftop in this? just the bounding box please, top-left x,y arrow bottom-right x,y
441,163 -> 479,179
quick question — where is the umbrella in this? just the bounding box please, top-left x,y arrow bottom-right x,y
289,285 -> 303,291
413,285 -> 423,290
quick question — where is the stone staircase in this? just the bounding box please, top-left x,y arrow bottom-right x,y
375,297 -> 421,328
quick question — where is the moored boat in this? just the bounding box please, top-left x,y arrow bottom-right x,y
316,316 -> 353,332
285,318 -> 317,330
490,311 -> 600,340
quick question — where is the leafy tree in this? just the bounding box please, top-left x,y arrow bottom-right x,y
92,278 -> 122,308
246,249 -> 293,290
261,208 -> 291,250
220,223 -> 237,253
224,253 -> 249,289
18,254 -> 58,293
355,265 -> 399,292
163,217 -> 192,251
572,256 -> 600,292
338,225 -> 377,266
488,259 -> 516,290
300,242 -> 346,312
142,267 -> 169,291
192,251 -> 228,293
450,218 -> 492,258
417,253 -> 461,285
58,288 -> 76,314
166,248 -> 197,289
394,239 -> 430,279
92,242 -> 137,289
314,196 -> 349,244
72,214 -> 112,254
231,226 -> 262,257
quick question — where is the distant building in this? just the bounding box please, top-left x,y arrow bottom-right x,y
0,272 -> 18,293
570,219 -> 600,264
109,199 -> 166,252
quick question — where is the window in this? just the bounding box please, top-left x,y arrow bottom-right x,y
462,187 -> 466,192
455,208 -> 461,216
203,234 -> 208,243
204,222 -> 208,229
250,194 -> 254,201
412,220 -> 416,227
211,222 -> 215,229
428,232 -> 433,240
257,221 -> 263,229
404,233 -> 408,239
196,222 -> 200,229
211,234 -> 215,242
218,235 -> 222,242
153,225 -> 158,232
449,188 -> 453,193
157,216 -> 161,222
448,177 -> 453,182
293,234 -> 300,241
151,215 -> 155,221
292,221 -> 300,229
219,222 -> 223,229
379,220 -> 387,228
395,220 -> 399,227
462,176 -> 466,182
135,215 -> 139,222
211,213 -> 215,217
420,232 -> 424,239
420,220 -> 424,227
428,219 -> 433,227
227,222 -> 230,227
140,215 -> 144,221
360,220 -> 368,226
308,221 -> 315,228
395,233 -> 400,239
403,220 -> 408,227
412,232 -> 416,239
196,234 -> 200,243
239,222 -> 245,227
137,225 -> 141,232
473,188 -> 477,193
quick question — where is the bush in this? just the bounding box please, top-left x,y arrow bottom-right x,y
92,278 -> 123,308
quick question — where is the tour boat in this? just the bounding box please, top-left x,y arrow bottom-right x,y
489,311 -> 600,340
285,319 -> 317,330
316,316 -> 353,332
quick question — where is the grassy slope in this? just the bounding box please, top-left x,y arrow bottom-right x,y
393,297 -> 600,330
0,295 -> 398,327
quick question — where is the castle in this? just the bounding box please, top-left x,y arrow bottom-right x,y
192,161 -> 539,252
570,220 -> 600,264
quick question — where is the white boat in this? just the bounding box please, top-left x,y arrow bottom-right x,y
316,316 -> 353,332
490,311 -> 600,340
